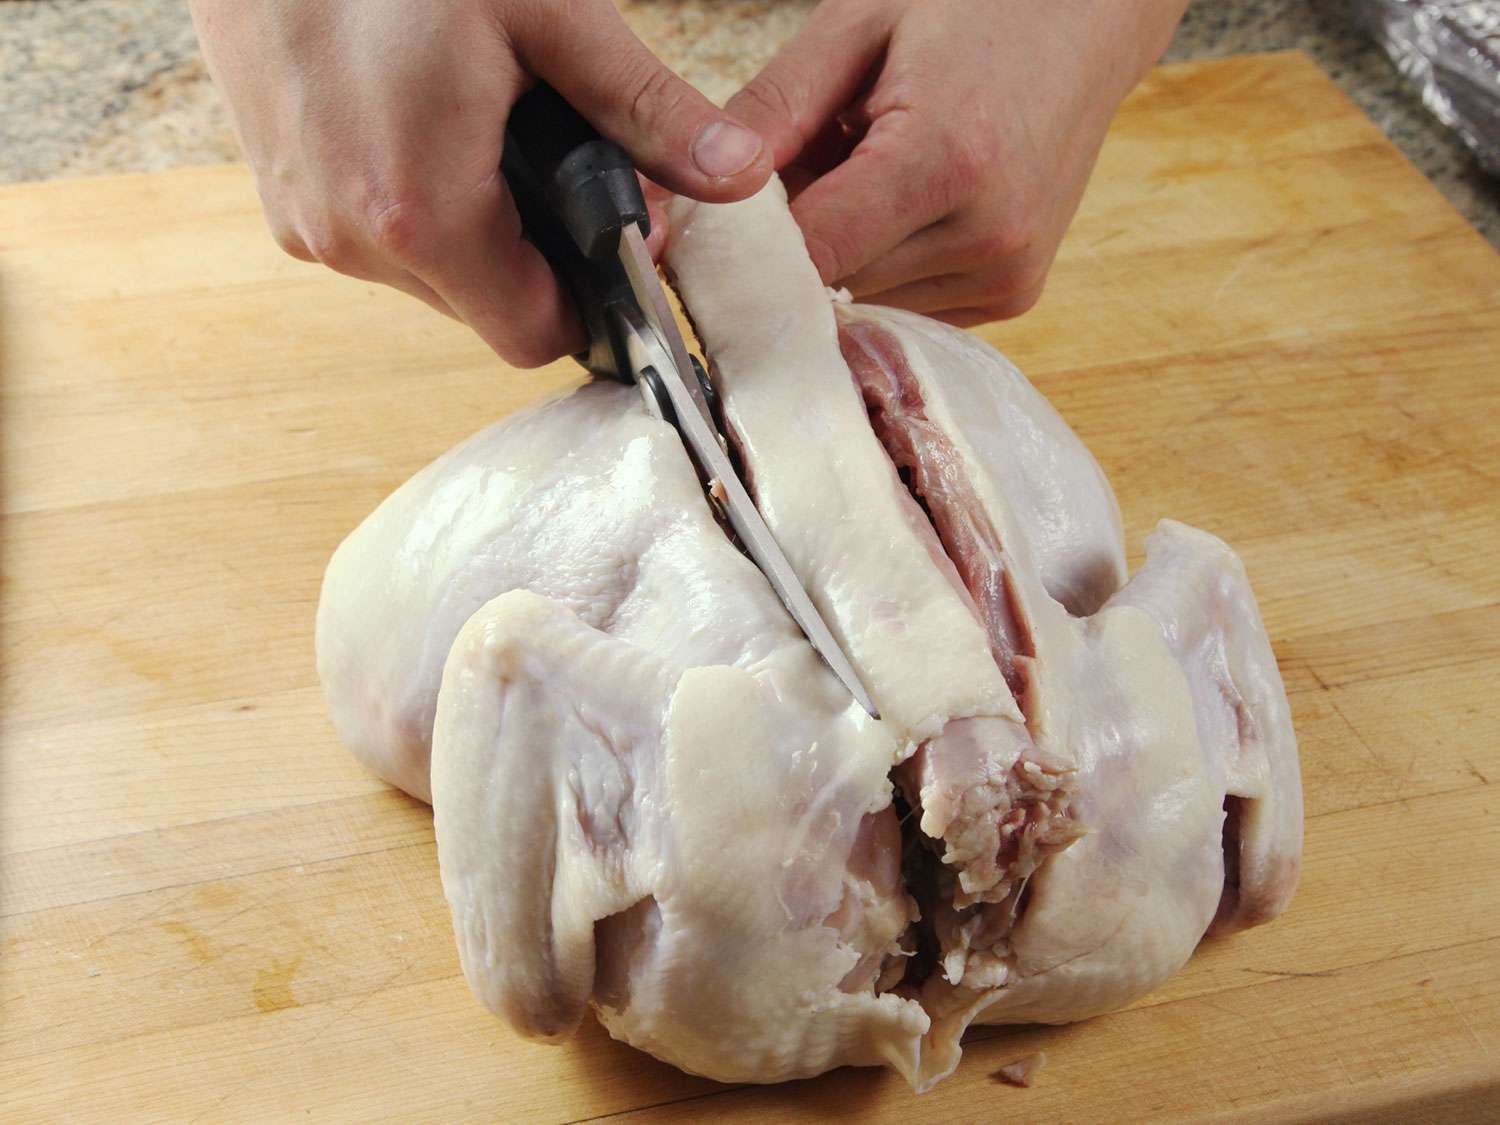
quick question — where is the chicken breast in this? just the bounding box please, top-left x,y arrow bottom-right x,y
315,178 -> 1301,1090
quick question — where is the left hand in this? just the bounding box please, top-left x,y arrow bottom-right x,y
725,0 -> 1188,325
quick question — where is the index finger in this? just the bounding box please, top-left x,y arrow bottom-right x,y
397,176 -> 584,369
789,111 -> 959,285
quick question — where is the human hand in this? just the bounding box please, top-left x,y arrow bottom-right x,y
726,0 -> 1188,325
189,0 -> 773,366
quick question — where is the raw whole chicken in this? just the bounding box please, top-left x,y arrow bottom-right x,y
315,179 -> 1302,1090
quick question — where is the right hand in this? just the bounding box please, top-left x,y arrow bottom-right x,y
189,0 -> 772,367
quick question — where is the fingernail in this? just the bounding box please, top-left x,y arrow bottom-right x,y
691,120 -> 762,179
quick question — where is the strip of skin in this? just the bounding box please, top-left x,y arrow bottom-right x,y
665,179 -> 1018,740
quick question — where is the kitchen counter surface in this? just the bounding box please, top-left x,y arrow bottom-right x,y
4,0 -> 1497,247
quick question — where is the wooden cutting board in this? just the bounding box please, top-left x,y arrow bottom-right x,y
3,51 -> 1498,1121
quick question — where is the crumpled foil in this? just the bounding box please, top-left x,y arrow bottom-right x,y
1353,0 -> 1500,175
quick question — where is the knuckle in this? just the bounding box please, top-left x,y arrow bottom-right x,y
271,224 -> 314,263
801,228 -> 848,283
623,61 -> 687,132
930,123 -> 1001,211
972,228 -> 1019,264
973,212 -> 1036,263
983,269 -> 1047,319
301,223 -> 360,273
735,72 -> 800,130
998,287 -> 1043,319
365,198 -> 438,268
942,139 -> 989,203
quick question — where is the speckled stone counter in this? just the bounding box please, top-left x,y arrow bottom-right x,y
3,0 -> 1497,247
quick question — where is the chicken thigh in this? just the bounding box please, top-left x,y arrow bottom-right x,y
316,179 -> 1301,1089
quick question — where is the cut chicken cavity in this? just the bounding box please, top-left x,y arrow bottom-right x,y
842,319 -> 1036,698
315,176 -> 1303,1092
838,316 -> 1085,992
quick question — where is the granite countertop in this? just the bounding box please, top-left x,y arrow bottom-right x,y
3,0 -> 1497,247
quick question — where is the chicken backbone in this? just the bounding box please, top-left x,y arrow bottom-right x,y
315,179 -> 1302,1090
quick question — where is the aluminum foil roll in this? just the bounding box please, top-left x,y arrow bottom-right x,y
1353,0 -> 1500,175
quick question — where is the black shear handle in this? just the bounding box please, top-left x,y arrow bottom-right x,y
501,83 -> 649,379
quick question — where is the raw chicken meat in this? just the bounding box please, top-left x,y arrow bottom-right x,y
316,179 -> 1301,1090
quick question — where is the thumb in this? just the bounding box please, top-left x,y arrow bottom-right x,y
724,3 -> 890,168
514,3 -> 771,203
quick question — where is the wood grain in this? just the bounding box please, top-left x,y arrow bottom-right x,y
3,51 -> 1498,1121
